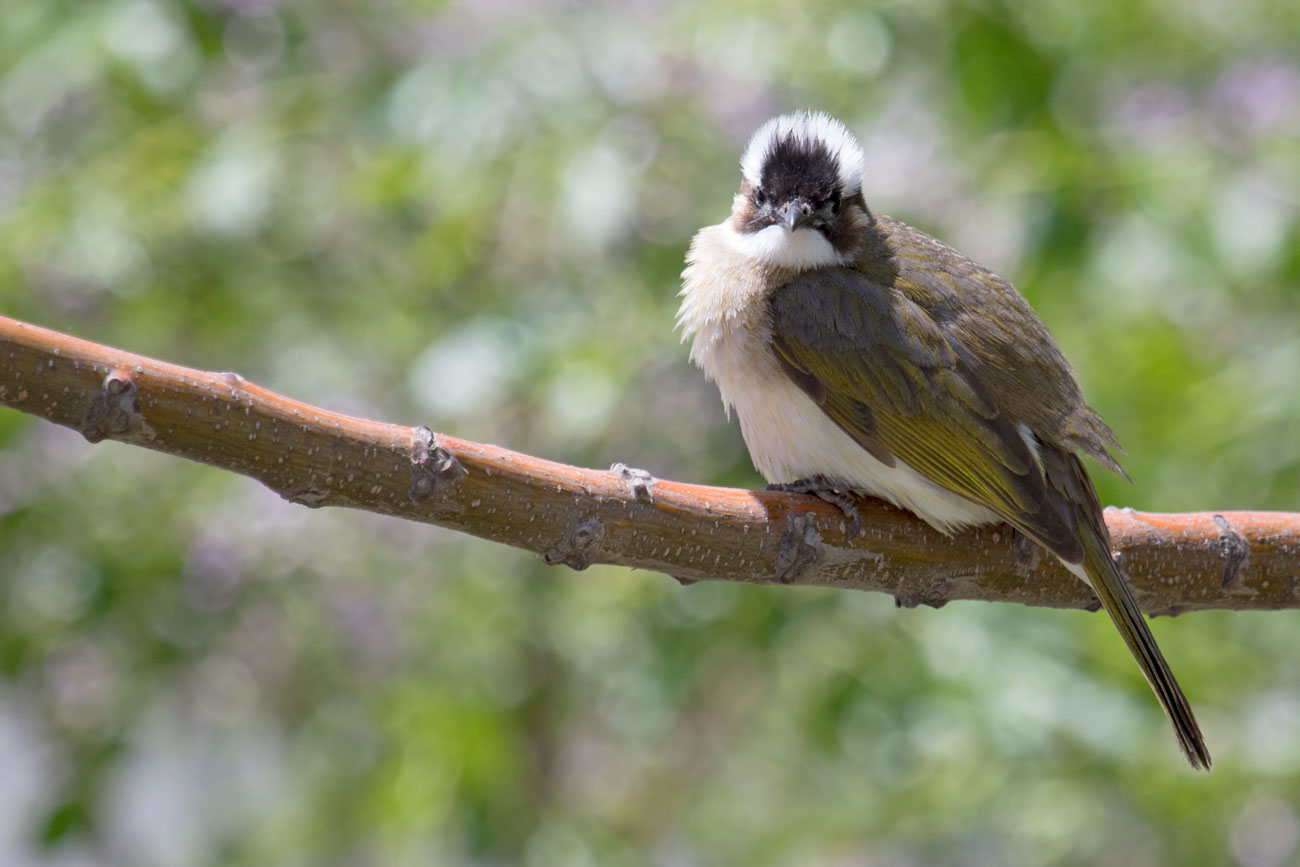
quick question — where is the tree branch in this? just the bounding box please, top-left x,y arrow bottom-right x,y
2,314 -> 1296,613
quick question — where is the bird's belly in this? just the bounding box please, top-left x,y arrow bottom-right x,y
718,351 -> 999,533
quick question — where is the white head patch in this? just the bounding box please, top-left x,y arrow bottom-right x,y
740,111 -> 866,196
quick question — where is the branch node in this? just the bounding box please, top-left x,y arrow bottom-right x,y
409,425 -> 466,501
1214,514 -> 1251,587
218,371 -> 251,403
895,579 -> 951,609
286,489 -> 330,508
610,462 -> 656,502
81,368 -> 155,444
774,511 -> 823,584
543,516 -> 604,571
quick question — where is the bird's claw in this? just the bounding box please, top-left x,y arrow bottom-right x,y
766,475 -> 863,540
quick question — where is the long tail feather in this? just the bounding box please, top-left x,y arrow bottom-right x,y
1067,532 -> 1211,770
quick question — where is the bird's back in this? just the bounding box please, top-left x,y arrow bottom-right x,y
855,214 -> 1126,477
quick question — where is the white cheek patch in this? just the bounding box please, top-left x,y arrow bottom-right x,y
724,225 -> 848,271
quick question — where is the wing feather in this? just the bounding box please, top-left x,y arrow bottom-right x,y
769,266 -> 1082,559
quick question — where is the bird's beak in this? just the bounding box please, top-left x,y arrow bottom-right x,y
780,198 -> 813,232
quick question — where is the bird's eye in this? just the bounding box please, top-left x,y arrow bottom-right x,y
755,188 -> 767,206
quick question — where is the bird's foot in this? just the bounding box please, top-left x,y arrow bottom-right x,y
766,476 -> 862,540
1008,525 -> 1042,569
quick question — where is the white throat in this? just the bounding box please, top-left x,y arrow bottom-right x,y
724,223 -> 849,271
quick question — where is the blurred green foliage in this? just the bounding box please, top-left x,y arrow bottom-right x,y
2,0 -> 1299,864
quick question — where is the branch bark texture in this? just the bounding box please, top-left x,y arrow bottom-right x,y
2,314 -> 1296,614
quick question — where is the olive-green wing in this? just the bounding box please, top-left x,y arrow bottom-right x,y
772,237 -> 1208,768
769,267 -> 1083,561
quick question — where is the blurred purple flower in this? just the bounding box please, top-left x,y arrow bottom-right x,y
1210,60 -> 1300,134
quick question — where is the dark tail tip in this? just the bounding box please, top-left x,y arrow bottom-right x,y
1176,715 -> 1212,771
1172,699 -> 1211,770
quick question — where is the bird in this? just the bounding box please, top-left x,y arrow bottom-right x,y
677,110 -> 1210,769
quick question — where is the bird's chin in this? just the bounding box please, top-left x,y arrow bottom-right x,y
725,223 -> 847,271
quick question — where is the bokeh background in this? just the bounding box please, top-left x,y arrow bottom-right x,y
2,0 -> 1299,864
